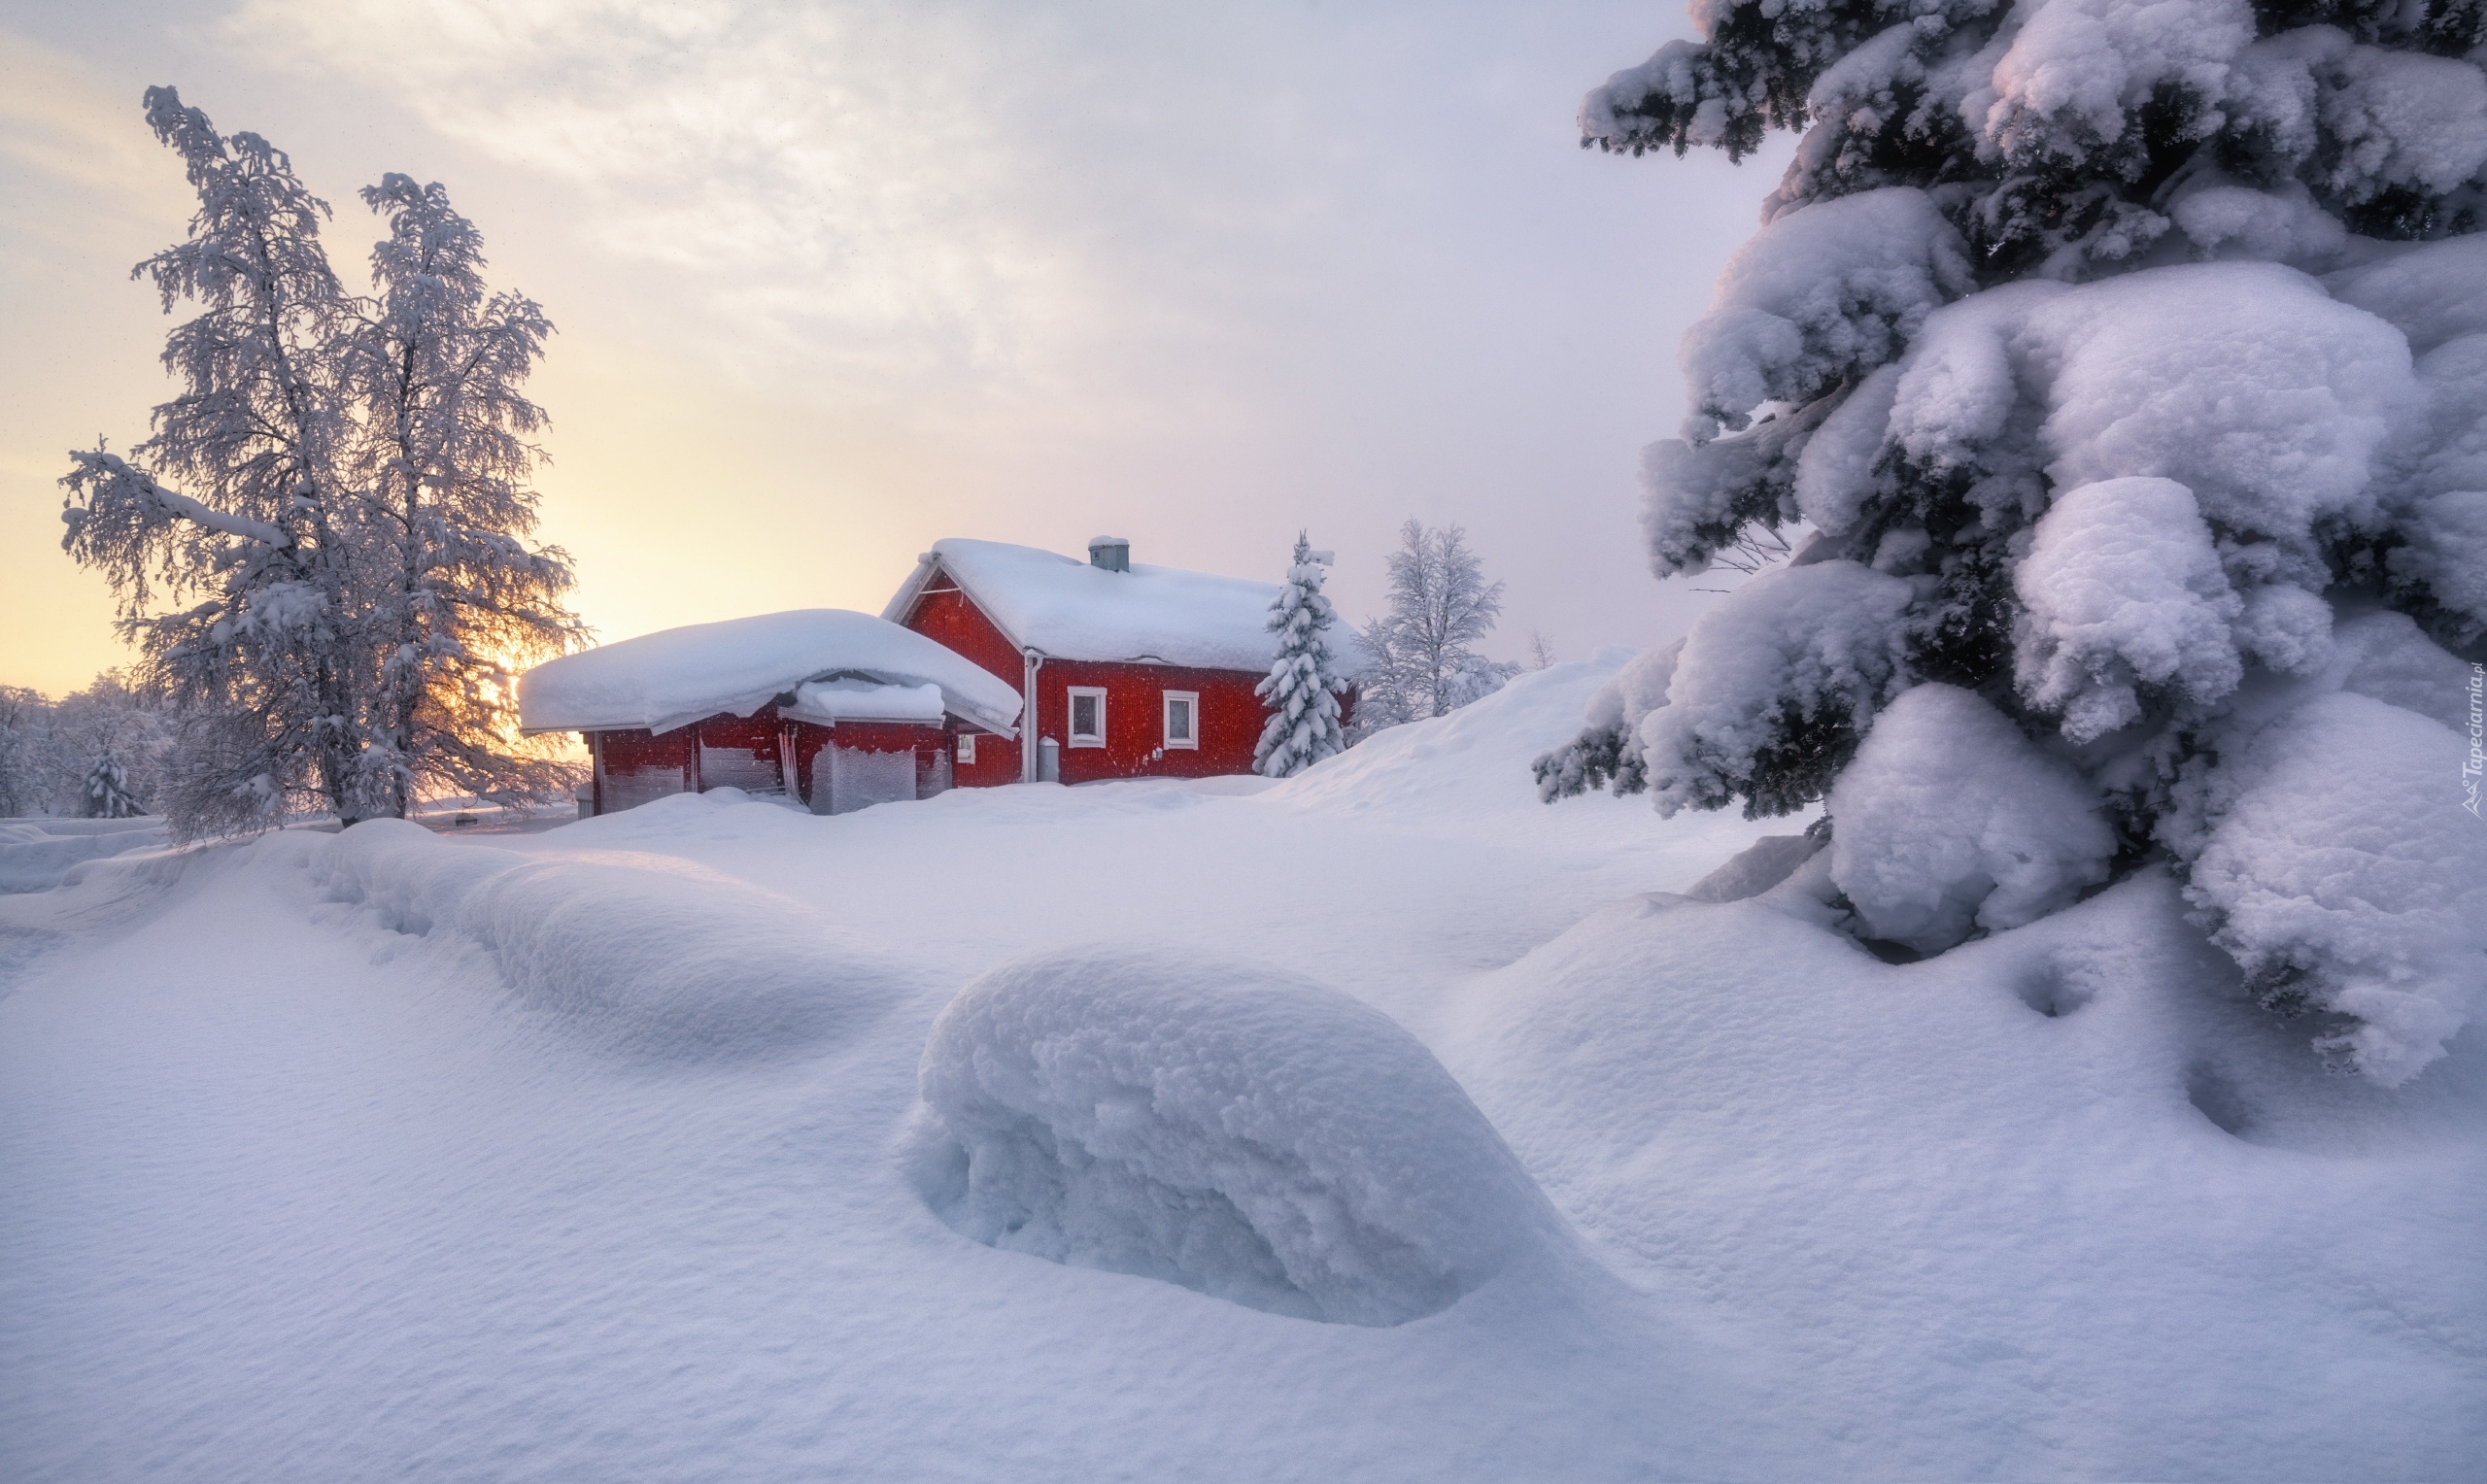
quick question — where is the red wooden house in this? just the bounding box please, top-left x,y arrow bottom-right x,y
882,536 -> 1362,786
518,609 -> 1024,816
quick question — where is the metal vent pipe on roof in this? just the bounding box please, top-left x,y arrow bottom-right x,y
1087,535 -> 1130,572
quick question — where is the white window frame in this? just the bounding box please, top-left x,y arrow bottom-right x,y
956,732 -> 976,765
1162,690 -> 1200,750
1066,686 -> 1108,748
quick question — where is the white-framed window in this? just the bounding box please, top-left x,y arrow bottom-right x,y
956,732 -> 976,765
1067,687 -> 1107,748
1162,690 -> 1199,750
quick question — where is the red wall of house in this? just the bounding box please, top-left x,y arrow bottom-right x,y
903,584 -> 1025,686
597,726 -> 687,777
898,582 -> 1030,789
589,705 -> 961,815
893,557 -> 1367,787
1035,659 -> 1265,783
950,725 -> 1019,789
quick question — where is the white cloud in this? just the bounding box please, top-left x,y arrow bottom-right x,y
216,0 -> 1178,389
0,27 -> 195,232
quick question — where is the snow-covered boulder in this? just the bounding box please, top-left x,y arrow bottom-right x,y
904,947 -> 1552,1326
1682,831 -> 1824,904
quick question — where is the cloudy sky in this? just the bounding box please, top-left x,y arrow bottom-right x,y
0,0 -> 1783,698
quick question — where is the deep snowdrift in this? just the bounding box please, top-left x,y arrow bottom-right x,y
1445,852 -> 2487,1480
0,816 -> 171,894
313,816 -> 918,1059
907,948 -> 1554,1326
3,651 -> 2478,1481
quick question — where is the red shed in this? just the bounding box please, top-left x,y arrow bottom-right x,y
883,537 -> 1362,786
517,609 -> 1024,816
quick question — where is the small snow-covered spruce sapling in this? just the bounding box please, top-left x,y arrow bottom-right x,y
1356,520 -> 1518,732
1536,1 -> 2487,1085
81,750 -> 145,820
1253,531 -> 1349,778
56,88 -> 584,839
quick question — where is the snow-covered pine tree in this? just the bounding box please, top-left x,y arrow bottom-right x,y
58,89 -> 580,837
80,749 -> 145,819
1254,531 -> 1348,778
45,670 -> 170,816
346,174 -> 581,818
1541,2 -> 2487,1084
1358,520 -> 1516,728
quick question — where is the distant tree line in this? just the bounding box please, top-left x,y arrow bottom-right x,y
0,672 -> 168,819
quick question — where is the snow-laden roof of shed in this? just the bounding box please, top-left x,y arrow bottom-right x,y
885,538 -> 1369,676
518,609 -> 1023,738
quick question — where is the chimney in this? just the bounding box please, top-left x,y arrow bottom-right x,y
1087,535 -> 1131,573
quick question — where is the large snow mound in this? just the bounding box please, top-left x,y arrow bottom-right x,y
904,947 -> 1553,1326
315,816 -> 914,1059
517,608 -> 1023,736
1447,865 -> 2487,1480
889,538 -> 1372,676
1268,650 -> 1682,830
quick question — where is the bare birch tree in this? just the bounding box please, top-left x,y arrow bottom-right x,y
57,87 -> 580,837
1356,520 -> 1515,729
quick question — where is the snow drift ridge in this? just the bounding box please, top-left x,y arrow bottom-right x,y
316,818 -> 913,1059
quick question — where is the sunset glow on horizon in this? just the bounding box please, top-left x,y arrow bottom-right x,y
2,1 -> 1782,698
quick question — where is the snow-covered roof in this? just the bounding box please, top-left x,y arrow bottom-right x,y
518,609 -> 1023,738
884,538 -> 1369,676
781,678 -> 945,726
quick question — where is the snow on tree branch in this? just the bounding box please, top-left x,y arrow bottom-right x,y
1564,1 -> 2487,1080
53,88 -> 582,837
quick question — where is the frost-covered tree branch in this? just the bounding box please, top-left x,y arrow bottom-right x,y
1356,521 -> 1517,730
53,89 -> 583,838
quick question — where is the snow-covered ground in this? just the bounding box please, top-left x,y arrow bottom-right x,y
3,653 -> 2479,1481
0,816 -> 173,895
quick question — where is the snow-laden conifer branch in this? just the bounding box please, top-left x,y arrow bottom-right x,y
1556,3 -> 2487,1082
